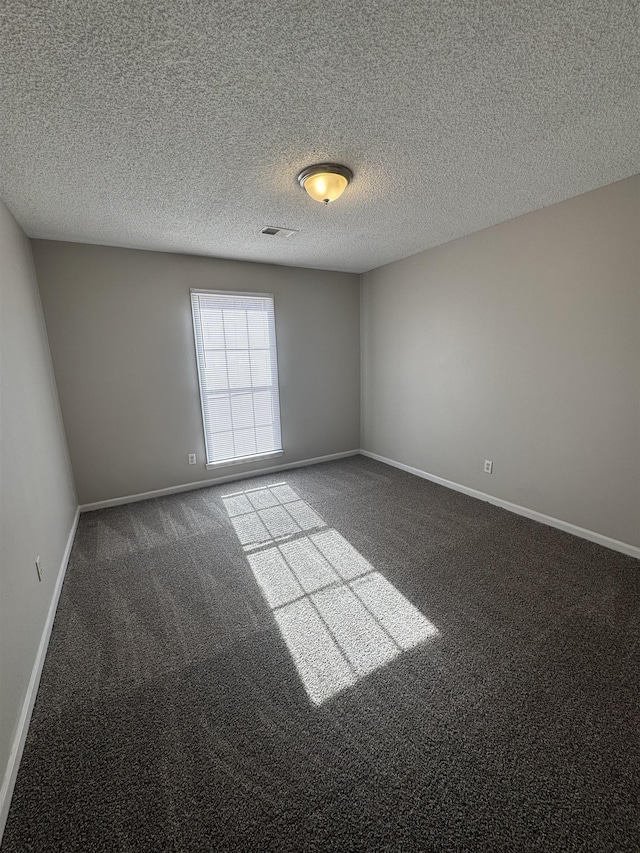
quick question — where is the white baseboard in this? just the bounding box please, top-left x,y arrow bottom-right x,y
0,506 -> 80,842
79,450 -> 361,512
361,450 -> 640,560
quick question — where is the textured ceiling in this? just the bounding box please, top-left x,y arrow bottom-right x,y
1,1 -> 639,273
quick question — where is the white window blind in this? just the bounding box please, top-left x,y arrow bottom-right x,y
191,290 -> 282,467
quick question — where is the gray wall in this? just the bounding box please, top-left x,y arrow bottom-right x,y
32,242 -> 360,505
0,201 -> 77,828
361,176 -> 640,548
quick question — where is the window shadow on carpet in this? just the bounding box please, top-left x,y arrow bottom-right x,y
222,482 -> 439,704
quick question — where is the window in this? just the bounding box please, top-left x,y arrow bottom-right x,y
190,290 -> 282,468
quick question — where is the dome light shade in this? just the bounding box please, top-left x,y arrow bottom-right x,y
297,163 -> 353,204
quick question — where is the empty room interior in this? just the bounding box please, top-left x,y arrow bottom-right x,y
1,2 -> 639,851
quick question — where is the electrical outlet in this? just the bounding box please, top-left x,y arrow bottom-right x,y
35,557 -> 42,582
188,453 -> 196,465
484,460 -> 493,474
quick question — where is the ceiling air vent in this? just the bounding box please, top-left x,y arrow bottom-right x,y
259,226 -> 298,238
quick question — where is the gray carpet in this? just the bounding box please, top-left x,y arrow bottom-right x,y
3,455 -> 639,851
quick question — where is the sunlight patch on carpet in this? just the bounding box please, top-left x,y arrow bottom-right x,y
223,483 -> 438,704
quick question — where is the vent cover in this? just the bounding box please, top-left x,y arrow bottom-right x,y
259,226 -> 298,238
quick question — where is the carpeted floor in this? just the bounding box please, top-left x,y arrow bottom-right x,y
3,455 -> 639,851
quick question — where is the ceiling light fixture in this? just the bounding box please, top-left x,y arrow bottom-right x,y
297,163 -> 353,204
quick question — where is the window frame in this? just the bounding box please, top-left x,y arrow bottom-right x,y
190,288 -> 283,470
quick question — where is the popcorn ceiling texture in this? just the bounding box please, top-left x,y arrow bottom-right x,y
1,0 -> 639,273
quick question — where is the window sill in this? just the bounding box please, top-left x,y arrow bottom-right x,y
206,450 -> 284,471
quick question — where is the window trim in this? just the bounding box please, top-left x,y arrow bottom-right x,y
205,449 -> 283,471
190,288 -> 283,469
